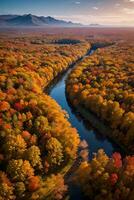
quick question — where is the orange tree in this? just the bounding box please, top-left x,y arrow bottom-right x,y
66,41 -> 134,152
74,149 -> 134,200
0,35 -> 90,199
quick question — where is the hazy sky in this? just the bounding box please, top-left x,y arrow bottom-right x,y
0,0 -> 134,26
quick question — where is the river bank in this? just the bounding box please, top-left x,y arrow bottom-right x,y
47,44 -> 123,199
68,101 -> 128,155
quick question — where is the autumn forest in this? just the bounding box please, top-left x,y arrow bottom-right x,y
0,27 -> 134,200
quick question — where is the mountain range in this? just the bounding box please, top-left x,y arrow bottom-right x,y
0,14 -> 83,27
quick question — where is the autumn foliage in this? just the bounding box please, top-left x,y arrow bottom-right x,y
66,41 -> 134,152
0,34 -> 90,199
0,29 -> 134,199
74,149 -> 134,200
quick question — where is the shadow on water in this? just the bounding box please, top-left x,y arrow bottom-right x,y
46,45 -> 122,199
47,45 -> 121,157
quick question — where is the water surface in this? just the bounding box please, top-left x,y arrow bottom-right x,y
48,47 -> 121,158
48,47 -> 121,199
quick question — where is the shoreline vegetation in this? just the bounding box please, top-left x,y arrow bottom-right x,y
66,42 -> 134,154
0,29 -> 134,200
46,42 -> 114,94
65,37 -> 134,200
69,102 -> 128,154
0,36 -> 90,199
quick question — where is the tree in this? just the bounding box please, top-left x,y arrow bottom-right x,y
7,159 -> 34,181
0,171 -> 15,200
15,182 -> 26,197
109,173 -> 118,185
35,116 -> 50,136
51,174 -> 68,200
112,152 -> 122,169
25,145 -> 42,170
0,101 -> 10,112
46,137 -> 63,167
27,176 -> 41,192
3,134 -> 27,159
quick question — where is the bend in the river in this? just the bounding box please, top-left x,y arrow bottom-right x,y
48,45 -> 122,158
47,45 -> 122,199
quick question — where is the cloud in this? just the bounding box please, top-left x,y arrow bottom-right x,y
75,1 -> 80,4
123,8 -> 134,14
54,14 -> 125,25
92,7 -> 99,10
115,3 -> 120,7
124,0 -> 134,2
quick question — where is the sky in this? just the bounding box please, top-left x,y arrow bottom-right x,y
0,0 -> 134,26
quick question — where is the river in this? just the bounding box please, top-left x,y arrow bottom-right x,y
47,45 -> 121,199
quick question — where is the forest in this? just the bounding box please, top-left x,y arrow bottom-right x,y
0,34 -> 90,199
0,28 -> 134,200
67,40 -> 134,152
66,30 -> 134,199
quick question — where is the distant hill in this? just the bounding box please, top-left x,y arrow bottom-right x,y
0,14 -> 82,27
89,23 -> 100,27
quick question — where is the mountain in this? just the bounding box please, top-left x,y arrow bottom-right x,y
0,14 -> 82,27
89,23 -> 100,27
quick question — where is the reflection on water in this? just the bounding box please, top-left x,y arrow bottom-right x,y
48,47 -> 121,158
48,47 -> 121,199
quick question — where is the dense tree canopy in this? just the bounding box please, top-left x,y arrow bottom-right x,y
74,149 -> 134,200
0,35 -> 90,199
0,29 -> 133,199
66,41 -> 134,152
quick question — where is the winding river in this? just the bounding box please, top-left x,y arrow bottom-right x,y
47,46 -> 121,199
